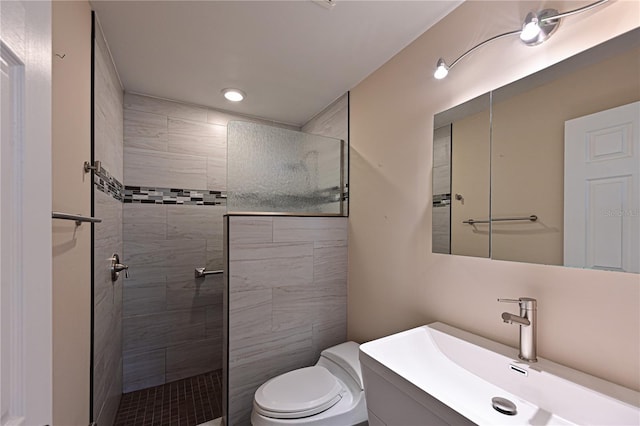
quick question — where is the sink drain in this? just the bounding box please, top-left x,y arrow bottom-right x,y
491,397 -> 517,416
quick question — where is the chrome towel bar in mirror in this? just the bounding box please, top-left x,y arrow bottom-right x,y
463,215 -> 538,225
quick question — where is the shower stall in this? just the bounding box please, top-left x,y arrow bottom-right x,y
90,14 -> 349,423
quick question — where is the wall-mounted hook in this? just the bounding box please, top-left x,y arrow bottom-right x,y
455,193 -> 464,204
55,53 -> 66,59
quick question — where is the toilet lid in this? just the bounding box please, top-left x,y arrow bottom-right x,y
254,366 -> 343,419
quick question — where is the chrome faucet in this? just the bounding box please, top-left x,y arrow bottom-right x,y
498,297 -> 537,362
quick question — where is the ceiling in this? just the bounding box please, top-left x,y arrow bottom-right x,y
90,0 -> 463,126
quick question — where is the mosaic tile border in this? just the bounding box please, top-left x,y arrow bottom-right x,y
94,165 -> 124,202
433,193 -> 451,207
124,186 -> 227,206
91,163 -> 226,206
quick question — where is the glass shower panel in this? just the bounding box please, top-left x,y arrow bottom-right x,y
227,121 -> 344,214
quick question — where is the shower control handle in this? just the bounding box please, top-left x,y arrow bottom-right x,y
110,253 -> 129,281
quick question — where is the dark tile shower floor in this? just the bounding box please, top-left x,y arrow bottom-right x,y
114,369 -> 222,426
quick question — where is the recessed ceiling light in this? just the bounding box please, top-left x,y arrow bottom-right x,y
222,88 -> 246,102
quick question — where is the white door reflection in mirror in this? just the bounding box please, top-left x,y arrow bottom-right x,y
564,102 -> 640,273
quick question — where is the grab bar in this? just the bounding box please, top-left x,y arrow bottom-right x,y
52,211 -> 102,226
463,215 -> 537,225
195,267 -> 223,278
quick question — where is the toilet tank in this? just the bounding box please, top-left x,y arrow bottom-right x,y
319,342 -> 364,390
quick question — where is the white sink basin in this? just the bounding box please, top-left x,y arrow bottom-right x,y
359,322 -> 640,425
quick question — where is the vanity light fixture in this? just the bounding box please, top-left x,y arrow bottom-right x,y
434,0 -> 609,80
222,88 -> 246,102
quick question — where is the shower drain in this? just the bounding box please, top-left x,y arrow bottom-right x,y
491,396 -> 517,416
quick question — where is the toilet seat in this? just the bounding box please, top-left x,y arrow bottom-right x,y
254,366 -> 344,419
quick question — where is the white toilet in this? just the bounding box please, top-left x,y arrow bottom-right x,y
251,341 -> 368,426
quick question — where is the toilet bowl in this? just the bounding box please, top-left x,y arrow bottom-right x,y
251,341 -> 367,426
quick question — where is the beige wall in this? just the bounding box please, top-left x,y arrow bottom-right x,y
348,0 -> 640,392
52,1 -> 92,424
451,108 -> 490,257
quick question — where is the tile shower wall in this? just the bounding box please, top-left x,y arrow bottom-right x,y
432,125 -> 451,254
226,216 -> 348,426
122,93 -> 298,392
93,16 -> 124,426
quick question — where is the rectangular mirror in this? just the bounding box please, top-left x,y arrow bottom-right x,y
432,28 -> 640,273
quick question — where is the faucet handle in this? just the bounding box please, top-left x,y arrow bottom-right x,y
498,297 -> 537,310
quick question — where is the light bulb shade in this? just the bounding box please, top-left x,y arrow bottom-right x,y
434,58 -> 449,80
520,13 -> 541,42
222,88 -> 246,102
520,9 -> 560,46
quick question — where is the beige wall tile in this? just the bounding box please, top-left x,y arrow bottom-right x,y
229,241 -> 312,261
94,28 -> 124,182
124,239 -> 206,278
228,289 -> 272,341
229,256 -> 313,292
122,94 -> 235,391
228,325 -> 313,425
166,205 -> 224,240
165,308 -> 207,349
228,217 -> 273,244
273,217 -> 347,242
166,273 -> 223,311
229,324 -> 313,369
94,189 -> 123,252
93,301 -> 121,421
124,147 -> 207,189
272,284 -> 347,331
96,361 -> 122,426
124,109 -> 168,152
207,109 -> 238,126
227,216 -> 348,425
125,92 -> 208,122
313,240 -> 347,285
432,206 -> 451,254
123,203 -> 167,241
93,176 -> 122,425
166,338 -> 222,382
207,109 -> 299,131
312,320 -> 347,357
206,305 -> 223,339
206,238 -> 224,271
168,118 -> 226,157
123,308 -> 206,355
123,349 -> 165,393
207,155 -> 227,191
123,273 -> 166,317
123,312 -> 168,354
